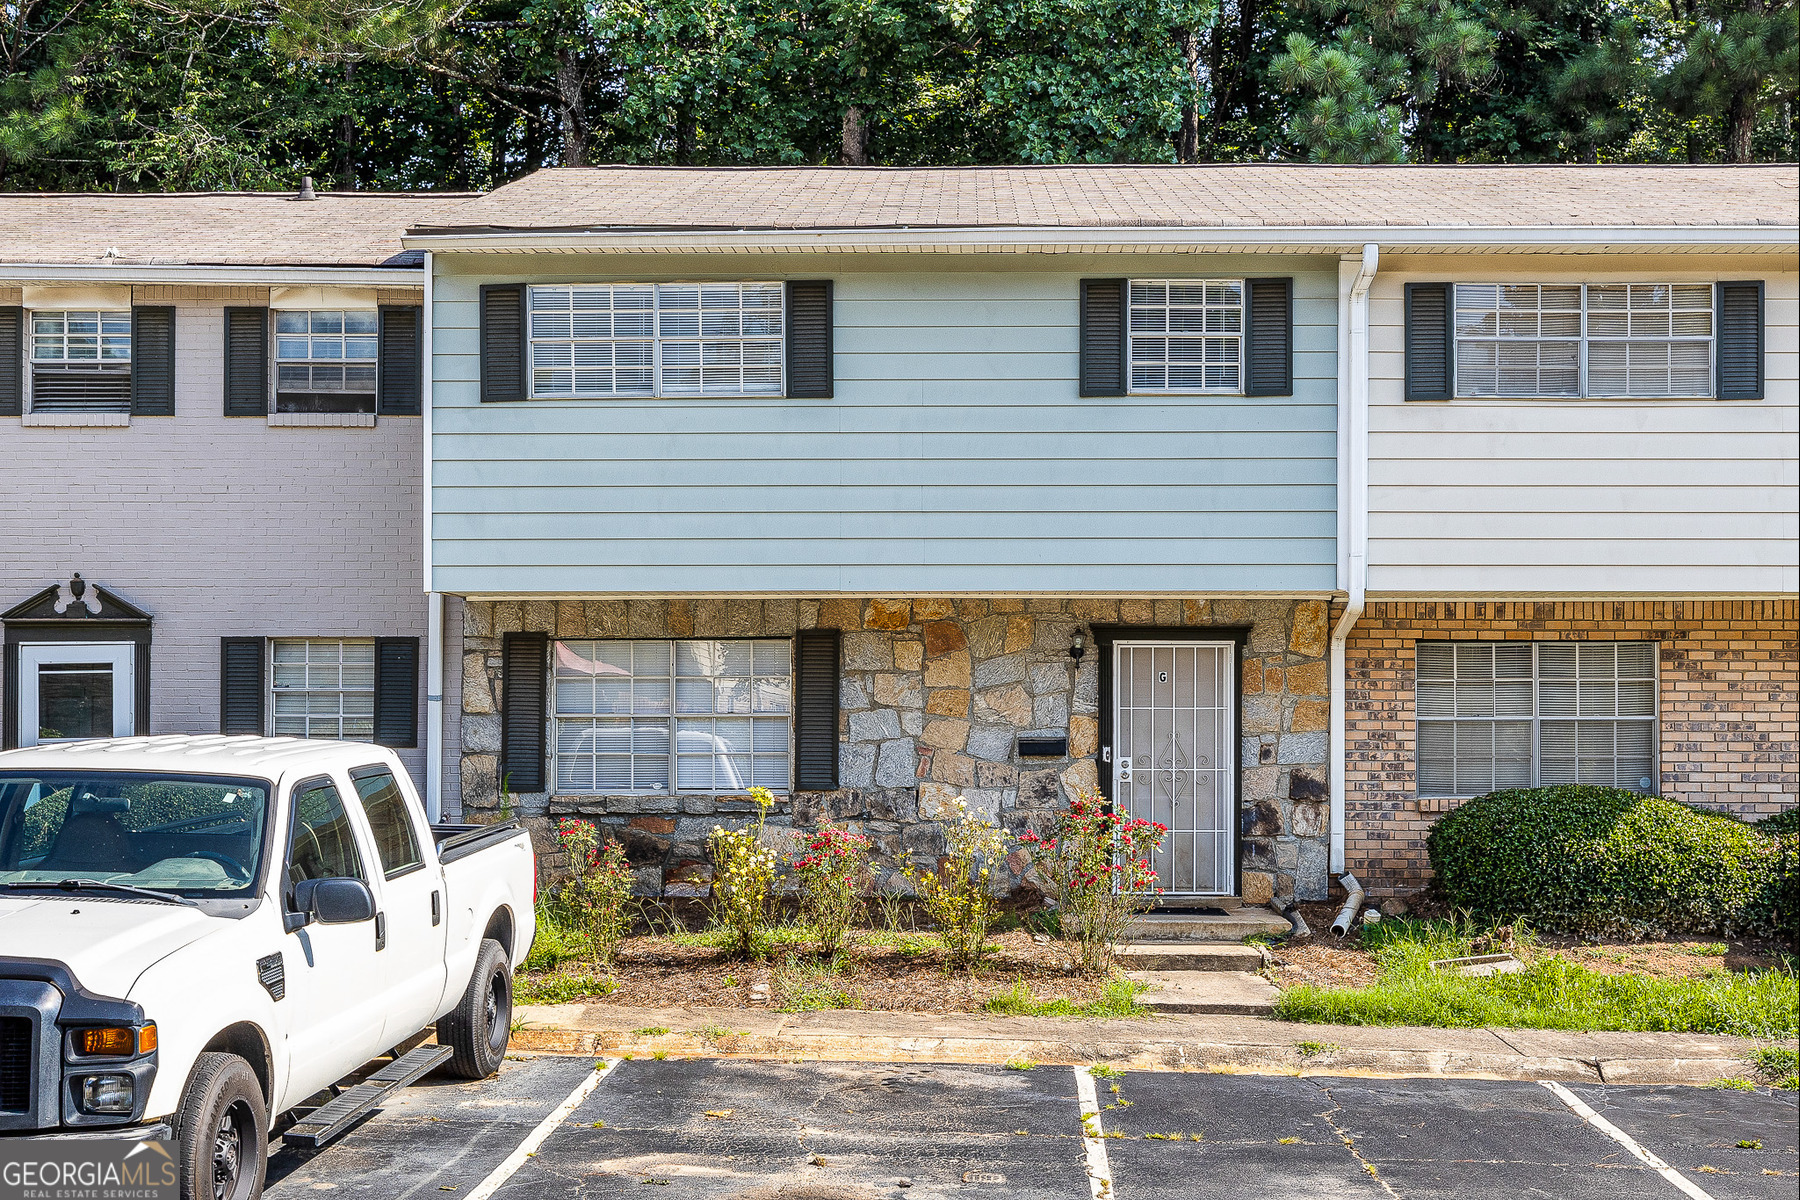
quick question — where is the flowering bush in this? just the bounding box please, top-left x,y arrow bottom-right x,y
793,824 -> 873,957
906,798 -> 1008,969
553,817 -> 636,967
708,786 -> 780,958
1020,791 -> 1167,975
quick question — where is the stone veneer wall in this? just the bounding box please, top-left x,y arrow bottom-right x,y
1344,599 -> 1800,897
457,596 -> 1334,901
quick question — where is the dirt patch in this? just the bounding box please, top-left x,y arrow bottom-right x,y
521,929 -> 1119,1014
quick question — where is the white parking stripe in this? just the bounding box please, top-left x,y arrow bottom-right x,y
465,1058 -> 620,1200
1073,1067 -> 1115,1200
1539,1080 -> 1716,1200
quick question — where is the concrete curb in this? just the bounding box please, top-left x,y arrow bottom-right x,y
510,1005 -> 1786,1087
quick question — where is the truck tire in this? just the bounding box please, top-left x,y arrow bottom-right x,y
174,1051 -> 267,1200
438,937 -> 512,1079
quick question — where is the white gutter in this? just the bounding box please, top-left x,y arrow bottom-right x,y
422,249 -> 443,822
1330,243 -> 1379,876
400,223 -> 1796,255
0,264 -> 421,286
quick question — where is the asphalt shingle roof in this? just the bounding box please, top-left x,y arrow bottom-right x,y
411,164 -> 1798,234
0,190 -> 477,267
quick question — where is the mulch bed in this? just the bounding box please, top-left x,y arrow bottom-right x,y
1265,898 -> 1792,992
521,929 -> 1120,1014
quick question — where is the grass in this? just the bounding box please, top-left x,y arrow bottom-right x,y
981,979 -> 1149,1018
1294,1041 -> 1341,1057
1003,1056 -> 1038,1071
1752,1045 -> 1799,1089
1273,918 -> 1799,1039
771,953 -> 859,1013
515,972 -> 618,1004
1087,1063 -> 1127,1079
632,1026 -> 671,1037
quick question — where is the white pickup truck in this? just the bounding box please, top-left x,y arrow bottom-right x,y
0,734 -> 535,1199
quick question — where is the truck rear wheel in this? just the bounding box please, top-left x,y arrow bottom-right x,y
438,937 -> 512,1079
174,1051 -> 267,1200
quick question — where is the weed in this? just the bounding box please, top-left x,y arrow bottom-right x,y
651,1049 -> 669,1061
700,1024 -> 737,1041
632,1026 -> 671,1037
514,972 -> 617,1005
1294,1041 -> 1341,1057
1088,1064 -> 1126,1079
1004,1056 -> 1038,1071
1688,943 -> 1730,957
1278,1137 -> 1301,1145
1752,1045 -> 1799,1089
1707,1077 -> 1757,1091
1738,1140 -> 1763,1149
772,953 -> 858,1012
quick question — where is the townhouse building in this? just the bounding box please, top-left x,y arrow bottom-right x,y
405,165 -> 1797,903
0,188 -> 467,806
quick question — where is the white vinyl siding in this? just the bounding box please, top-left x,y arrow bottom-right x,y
1129,280 -> 1244,393
271,639 -> 376,741
528,283 -> 783,399
1453,283 -> 1713,399
552,638 -> 791,793
1416,641 -> 1657,798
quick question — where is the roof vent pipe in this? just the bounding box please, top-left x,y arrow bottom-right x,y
296,176 -> 317,201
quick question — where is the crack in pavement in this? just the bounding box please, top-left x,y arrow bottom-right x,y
1309,1081 -> 1403,1199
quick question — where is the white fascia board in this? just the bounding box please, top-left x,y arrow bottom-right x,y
404,224 -> 1800,256
0,263 -> 422,287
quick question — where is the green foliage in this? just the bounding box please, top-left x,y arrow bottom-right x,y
793,823 -> 873,957
1427,786 -> 1792,937
706,787 -> 780,959
982,978 -> 1149,1017
1752,1044 -> 1799,1089
905,797 -> 1008,969
1274,917 -> 1799,1038
553,819 -> 637,967
513,970 -> 619,1004
1758,808 -> 1800,837
771,952 -> 858,1011
1020,790 -> 1167,976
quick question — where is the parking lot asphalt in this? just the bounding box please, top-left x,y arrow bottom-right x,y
264,1053 -> 1799,1200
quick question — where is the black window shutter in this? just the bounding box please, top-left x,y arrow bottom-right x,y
0,306 -> 20,417
480,284 -> 527,403
130,306 -> 176,416
499,632 -> 547,792
1079,279 -> 1126,397
1244,277 -> 1293,396
374,636 -> 420,748
1716,281 -> 1764,400
377,305 -> 422,416
220,637 -> 266,735
223,307 -> 268,416
1404,282 -> 1453,401
793,629 -> 841,791
785,280 -> 834,398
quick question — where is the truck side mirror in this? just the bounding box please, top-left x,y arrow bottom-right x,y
293,877 -> 376,925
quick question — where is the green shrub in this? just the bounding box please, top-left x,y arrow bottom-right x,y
1758,808 -> 1800,836
1426,786 -> 1789,937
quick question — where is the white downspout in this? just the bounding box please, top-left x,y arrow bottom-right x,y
1330,243 -> 1379,875
422,249 -> 443,822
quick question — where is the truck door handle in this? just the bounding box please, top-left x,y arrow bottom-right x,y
431,891 -> 441,927
374,912 -> 387,952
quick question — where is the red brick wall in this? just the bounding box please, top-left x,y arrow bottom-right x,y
1343,599 -> 1799,896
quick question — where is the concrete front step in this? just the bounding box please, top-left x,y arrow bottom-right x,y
1127,970 -> 1279,1015
1115,942 -> 1270,972
1125,906 -> 1291,943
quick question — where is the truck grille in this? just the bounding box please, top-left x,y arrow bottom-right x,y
0,1017 -> 30,1111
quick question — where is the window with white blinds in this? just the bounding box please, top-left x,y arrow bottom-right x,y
1416,641 -> 1657,798
552,639 -> 792,793
271,639 -> 375,741
1128,280 -> 1244,392
528,283 -> 783,398
1452,283 -> 1713,399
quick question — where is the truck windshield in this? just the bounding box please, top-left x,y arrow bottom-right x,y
0,771 -> 269,898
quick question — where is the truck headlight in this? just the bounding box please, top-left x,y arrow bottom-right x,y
79,1074 -> 136,1114
73,1023 -> 156,1057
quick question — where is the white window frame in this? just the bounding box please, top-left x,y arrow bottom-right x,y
1415,640 -> 1660,799
551,638 -> 793,795
1127,279 -> 1246,395
1451,282 -> 1715,399
270,638 -> 377,742
274,309 -> 379,411
527,282 -> 786,400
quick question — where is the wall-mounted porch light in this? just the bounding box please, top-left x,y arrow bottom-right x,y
1068,631 -> 1087,662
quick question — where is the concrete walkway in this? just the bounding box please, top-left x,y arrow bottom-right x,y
513,1002 -> 1793,1086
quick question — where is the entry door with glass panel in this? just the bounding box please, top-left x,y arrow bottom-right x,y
1112,642 -> 1235,898
17,642 -> 135,746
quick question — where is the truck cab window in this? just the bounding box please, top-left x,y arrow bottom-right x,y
350,767 -> 422,878
286,778 -> 366,899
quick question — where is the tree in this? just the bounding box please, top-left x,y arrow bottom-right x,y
1656,0 -> 1798,161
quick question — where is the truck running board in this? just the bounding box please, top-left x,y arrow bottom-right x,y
282,1044 -> 454,1150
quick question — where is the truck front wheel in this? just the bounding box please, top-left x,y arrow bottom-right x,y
438,937 -> 512,1079
174,1051 -> 267,1200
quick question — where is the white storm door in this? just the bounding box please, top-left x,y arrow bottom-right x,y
18,642 -> 135,746
1113,641 -> 1235,897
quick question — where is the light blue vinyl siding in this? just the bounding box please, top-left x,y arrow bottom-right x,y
430,256 -> 1339,595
